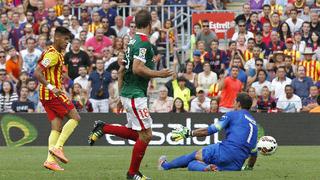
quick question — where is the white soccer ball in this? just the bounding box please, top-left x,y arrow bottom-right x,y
257,136 -> 278,156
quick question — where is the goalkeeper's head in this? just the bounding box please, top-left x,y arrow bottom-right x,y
235,92 -> 252,110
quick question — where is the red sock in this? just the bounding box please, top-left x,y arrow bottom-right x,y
128,139 -> 148,175
102,124 -> 139,141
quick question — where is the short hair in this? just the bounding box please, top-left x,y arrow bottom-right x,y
238,20 -> 246,25
230,65 -> 239,70
26,78 -> 36,84
26,37 -> 35,44
290,9 -> 298,13
276,66 -> 286,72
248,38 -> 255,43
202,20 -> 209,24
135,9 -> 152,29
236,93 -> 252,110
255,58 -> 263,64
263,4 -> 271,9
55,26 -> 72,38
211,39 -> 219,45
285,84 -> 293,89
229,40 -> 236,46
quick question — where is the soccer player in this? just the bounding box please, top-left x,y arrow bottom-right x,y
88,9 -> 173,179
158,93 -> 258,172
34,27 -> 81,171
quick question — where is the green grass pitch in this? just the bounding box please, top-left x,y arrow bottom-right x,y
0,146 -> 319,180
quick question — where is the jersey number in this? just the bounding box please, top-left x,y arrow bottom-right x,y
137,108 -> 150,119
247,123 -> 253,143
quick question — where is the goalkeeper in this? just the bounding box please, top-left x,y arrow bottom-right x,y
159,93 -> 258,172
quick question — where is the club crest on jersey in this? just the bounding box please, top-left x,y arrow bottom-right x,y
139,48 -> 147,59
41,58 -> 51,67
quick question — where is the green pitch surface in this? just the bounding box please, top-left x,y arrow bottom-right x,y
0,146 -> 319,180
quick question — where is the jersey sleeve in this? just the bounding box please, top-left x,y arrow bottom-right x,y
39,52 -> 59,69
249,146 -> 258,157
133,42 -> 150,63
207,113 -> 232,135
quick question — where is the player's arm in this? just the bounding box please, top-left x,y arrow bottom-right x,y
118,64 -> 125,93
243,148 -> 258,170
171,114 -> 231,141
132,59 -> 173,78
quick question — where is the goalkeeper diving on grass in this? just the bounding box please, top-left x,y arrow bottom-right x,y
159,93 -> 258,172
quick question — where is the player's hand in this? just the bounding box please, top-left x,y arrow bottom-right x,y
52,88 -> 63,97
242,164 -> 253,171
158,68 -> 174,78
171,125 -> 191,142
116,100 -> 124,115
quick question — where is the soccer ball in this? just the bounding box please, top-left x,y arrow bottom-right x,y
257,136 -> 278,155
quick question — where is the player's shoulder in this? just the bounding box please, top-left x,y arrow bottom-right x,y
134,33 -> 152,47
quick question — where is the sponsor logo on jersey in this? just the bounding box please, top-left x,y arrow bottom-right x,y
41,58 -> 51,67
138,48 -> 147,59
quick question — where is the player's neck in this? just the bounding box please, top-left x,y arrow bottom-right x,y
53,44 -> 62,53
136,29 -> 149,36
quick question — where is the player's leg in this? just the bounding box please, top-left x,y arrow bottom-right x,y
187,160 -> 218,172
50,107 -> 80,163
44,117 -> 64,171
159,150 -> 199,170
88,97 -> 138,145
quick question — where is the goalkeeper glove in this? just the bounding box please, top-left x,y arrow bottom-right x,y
242,164 -> 253,171
170,126 -> 192,142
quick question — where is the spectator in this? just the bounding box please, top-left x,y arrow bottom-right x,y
245,46 -> 267,71
87,59 -> 112,112
88,12 -> 103,33
85,28 -> 113,59
182,61 -> 197,85
246,12 -> 262,36
69,16 -> 83,36
261,22 -> 271,46
257,86 -> 277,112
231,20 -> 254,44
272,50 -> 286,67
269,0 -> 283,16
102,17 -> 117,38
234,3 -> 251,24
151,10 -> 161,30
26,78 -> 38,109
259,4 -> 271,25
52,0 -> 64,17
250,0 -> 264,10
309,95 -> 320,113
0,14 -> 11,38
74,66 -> 90,90
112,37 -> 124,55
171,97 -> 186,113
226,41 -> 237,65
284,55 -> 296,79
204,39 -> 227,74
58,5 -> 72,21
277,84 -> 302,112
247,58 -> 265,87
190,87 -> 211,113
197,41 -> 207,62
236,34 -> 247,54
187,0 -> 206,10
293,31 -> 306,54
219,66 -> 242,112
16,71 -> 28,93
11,86 -> 34,113
284,38 -> 301,65
308,31 -> 320,60
209,98 -> 219,113
79,8 -> 91,25
291,65 -> 314,100
22,11 -> 39,35
37,34 -> 48,52
108,69 -> 120,112
65,38 -> 91,80
285,9 -> 304,34
255,32 -> 266,53
150,86 -> 173,113
172,75 -> 192,111
46,8 -> 62,27
71,83 -> 93,112
80,23 -> 94,41
98,0 -> 117,27
112,16 -> 129,38
188,23 -> 201,62
310,12 -> 320,33
279,22 -> 292,42
0,50 -> 6,69
301,21 -> 311,44
196,20 -> 217,51
20,37 -> 42,76
127,21 -> 136,38
293,0 -> 305,11
271,66 -> 292,99
302,85 -> 319,112
243,38 -> 256,62
19,23 -> 39,51
227,54 -> 247,85
34,1 -> 48,23
270,12 -> 281,31
6,46 -> 22,83
9,12 -> 24,50
0,81 -> 18,112
265,31 -> 285,57
252,69 -> 272,96
197,62 -> 217,94
192,50 -> 203,74
248,86 -> 258,112
106,51 -> 125,72
299,47 -> 320,82
208,69 -> 224,98
0,69 -> 8,89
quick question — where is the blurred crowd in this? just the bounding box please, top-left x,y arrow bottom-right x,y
0,0 -> 319,114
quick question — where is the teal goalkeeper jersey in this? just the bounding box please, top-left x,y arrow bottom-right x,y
120,32 -> 155,98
